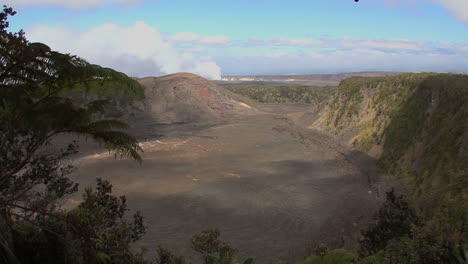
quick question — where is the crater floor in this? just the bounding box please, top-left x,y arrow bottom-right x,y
71,104 -> 383,263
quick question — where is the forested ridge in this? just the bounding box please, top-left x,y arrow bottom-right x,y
221,84 -> 337,105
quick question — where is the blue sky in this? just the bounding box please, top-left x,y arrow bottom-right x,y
6,0 -> 468,79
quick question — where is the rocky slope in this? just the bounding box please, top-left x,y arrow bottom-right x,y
136,73 -> 256,124
309,73 -> 467,194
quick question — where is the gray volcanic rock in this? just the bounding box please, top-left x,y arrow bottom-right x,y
138,73 -> 256,123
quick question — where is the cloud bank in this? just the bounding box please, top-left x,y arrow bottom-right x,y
25,21 -> 467,77
218,37 -> 468,75
247,37 -> 427,51
27,22 -> 222,79
387,0 -> 468,22
26,21 -> 468,77
219,48 -> 468,75
432,0 -> 468,22
170,32 -> 230,45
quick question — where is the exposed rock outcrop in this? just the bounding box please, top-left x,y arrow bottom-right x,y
137,73 -> 256,124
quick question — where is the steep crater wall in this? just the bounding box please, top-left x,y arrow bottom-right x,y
311,73 -> 467,193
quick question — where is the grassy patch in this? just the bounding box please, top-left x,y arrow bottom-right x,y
352,122 -> 378,152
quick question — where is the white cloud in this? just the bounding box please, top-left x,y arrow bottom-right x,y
432,0 -> 468,22
170,32 -> 230,45
3,0 -> 140,9
27,21 -> 222,79
217,37 -> 468,75
171,32 -> 200,42
338,38 -> 424,50
264,52 -> 290,58
199,35 -> 230,45
270,38 -> 325,47
218,47 -> 468,75
250,37 -> 426,51
387,0 -> 468,22
24,22 -> 467,77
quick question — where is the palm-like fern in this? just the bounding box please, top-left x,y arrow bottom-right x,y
0,7 -> 148,262
0,5 -> 144,213
0,6 -> 144,166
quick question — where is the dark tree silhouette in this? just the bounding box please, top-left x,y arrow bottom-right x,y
0,6 -> 146,263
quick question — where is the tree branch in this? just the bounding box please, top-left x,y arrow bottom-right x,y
0,129 -> 69,186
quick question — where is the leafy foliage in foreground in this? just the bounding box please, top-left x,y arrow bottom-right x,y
358,190 -> 420,257
298,190 -> 467,264
191,229 -> 254,264
155,246 -> 187,264
154,229 -> 255,264
299,249 -> 357,264
222,84 -> 337,104
296,249 -> 386,264
0,6 -> 145,263
68,178 -> 146,263
358,190 -> 467,264
12,179 -> 147,264
0,4 -> 144,212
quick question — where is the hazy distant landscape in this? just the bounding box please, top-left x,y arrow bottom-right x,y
218,72 -> 402,86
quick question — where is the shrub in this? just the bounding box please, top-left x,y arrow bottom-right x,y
358,190 -> 419,257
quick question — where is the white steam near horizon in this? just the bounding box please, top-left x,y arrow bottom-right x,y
27,22 -> 222,80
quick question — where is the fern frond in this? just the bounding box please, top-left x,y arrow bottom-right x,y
1,31 -> 144,163
83,130 -> 143,163
84,120 -> 129,132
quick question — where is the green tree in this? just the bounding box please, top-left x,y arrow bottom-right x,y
358,190 -> 420,257
66,178 -> 147,264
0,6 -> 145,263
155,246 -> 187,264
191,229 -> 253,264
0,4 -> 144,212
12,178 -> 147,264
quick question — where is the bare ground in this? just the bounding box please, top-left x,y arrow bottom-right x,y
70,104 -> 386,263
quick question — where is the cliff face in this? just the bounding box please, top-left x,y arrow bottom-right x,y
311,73 -> 467,192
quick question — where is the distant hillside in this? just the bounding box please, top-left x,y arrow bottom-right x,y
310,73 -> 467,196
220,84 -> 337,104
136,73 -> 256,124
220,72 -> 402,86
